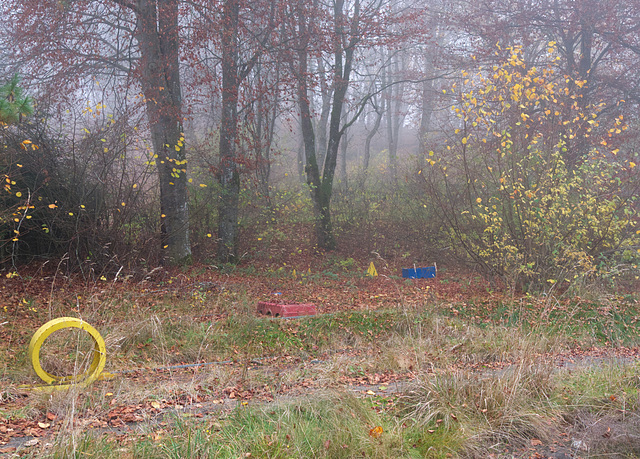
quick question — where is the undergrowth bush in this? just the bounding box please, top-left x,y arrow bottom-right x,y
0,98 -> 161,273
424,45 -> 639,292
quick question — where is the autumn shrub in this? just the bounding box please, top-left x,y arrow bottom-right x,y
424,45 -> 639,292
0,113 -> 78,264
0,101 -> 160,272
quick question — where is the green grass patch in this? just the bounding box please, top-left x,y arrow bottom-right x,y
83,395 -> 400,458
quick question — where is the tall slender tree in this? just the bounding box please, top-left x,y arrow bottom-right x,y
190,0 -> 277,262
134,0 -> 191,263
285,0 -> 425,249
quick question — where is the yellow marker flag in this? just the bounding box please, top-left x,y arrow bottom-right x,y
367,262 -> 378,277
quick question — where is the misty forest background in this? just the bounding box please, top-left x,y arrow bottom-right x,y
1,0 -> 639,294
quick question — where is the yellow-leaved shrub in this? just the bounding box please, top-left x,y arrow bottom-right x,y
425,45 -> 638,292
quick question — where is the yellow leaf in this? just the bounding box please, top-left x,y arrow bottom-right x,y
630,162 -> 636,168
48,204 -> 57,209
15,192 -> 21,197
369,426 -> 383,438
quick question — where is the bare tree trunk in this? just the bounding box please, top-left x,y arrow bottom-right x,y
363,95 -> 384,176
251,60 -> 278,208
315,58 -> 333,171
312,0 -> 358,249
217,0 -> 241,262
385,52 -> 406,182
136,0 -> 191,264
291,0 -> 362,250
295,14 -> 326,247
297,129 -> 305,182
418,48 -> 437,163
340,127 -> 348,189
298,63 -> 332,248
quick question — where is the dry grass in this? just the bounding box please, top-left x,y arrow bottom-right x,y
3,277 -> 640,457
402,361 -> 559,453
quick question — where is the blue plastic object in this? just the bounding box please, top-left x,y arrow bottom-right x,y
402,266 -> 436,279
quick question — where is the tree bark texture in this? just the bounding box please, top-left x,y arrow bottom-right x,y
136,0 -> 191,264
217,0 -> 241,262
363,95 -> 383,176
295,28 -> 326,248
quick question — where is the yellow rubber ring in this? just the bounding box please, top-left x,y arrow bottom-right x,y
28,317 -> 106,388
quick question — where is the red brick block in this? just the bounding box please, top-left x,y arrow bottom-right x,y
257,302 -> 317,318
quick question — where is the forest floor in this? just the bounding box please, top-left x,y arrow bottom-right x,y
1,232 -> 640,458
